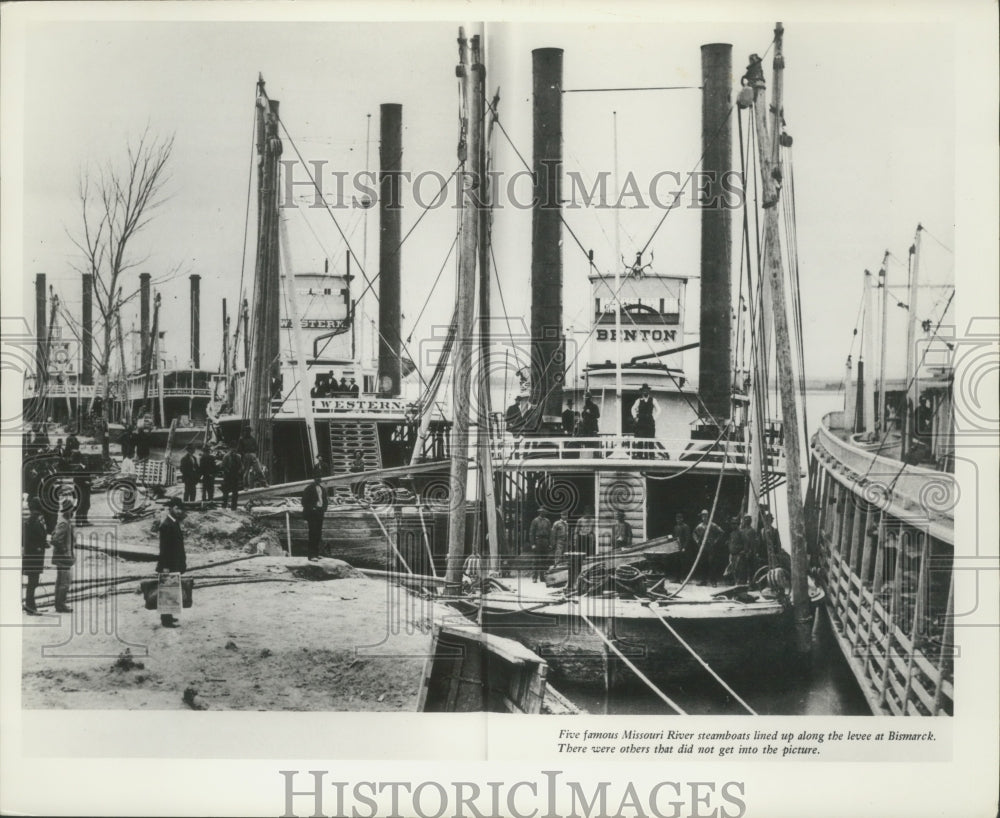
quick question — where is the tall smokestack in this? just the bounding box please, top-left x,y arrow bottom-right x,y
81,274 -> 93,385
189,274 -> 201,369
378,102 -> 403,397
35,274 -> 47,379
531,47 -> 564,425
140,272 -> 151,369
698,43 -> 734,424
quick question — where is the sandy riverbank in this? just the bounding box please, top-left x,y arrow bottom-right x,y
20,499 -> 438,711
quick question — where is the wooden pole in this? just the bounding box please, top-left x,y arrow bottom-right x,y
471,31 -> 500,569
748,22 -> 811,654
613,110 -> 624,443
876,252 -> 890,432
242,298 -> 250,370
153,296 -> 166,429
844,355 -> 855,430
862,268 -> 875,435
222,299 -> 230,379
278,214 -> 318,467
445,27 -> 482,587
901,225 -> 922,460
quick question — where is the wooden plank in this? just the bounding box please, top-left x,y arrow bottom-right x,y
908,672 -> 935,714
239,460 -> 451,500
885,690 -> 903,716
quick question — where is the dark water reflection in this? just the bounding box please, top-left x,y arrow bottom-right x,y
559,609 -> 871,716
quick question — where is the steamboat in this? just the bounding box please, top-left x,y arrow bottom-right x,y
809,226 -> 955,716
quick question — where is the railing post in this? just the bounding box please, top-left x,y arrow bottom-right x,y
860,511 -> 886,682
878,527 -> 906,711
901,530 -> 930,713
931,572 -> 954,715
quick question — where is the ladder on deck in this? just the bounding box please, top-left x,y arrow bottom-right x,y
328,421 -> 383,502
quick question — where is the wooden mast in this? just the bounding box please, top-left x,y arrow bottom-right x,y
248,76 -> 283,476
445,27 -> 482,587
278,215 -> 318,467
862,268 -> 876,435
901,224 -> 922,460
471,31 -> 500,568
748,22 -> 811,653
876,251 -> 890,433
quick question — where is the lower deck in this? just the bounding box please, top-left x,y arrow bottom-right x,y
809,424 -> 954,716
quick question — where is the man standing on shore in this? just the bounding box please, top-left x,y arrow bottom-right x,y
22,497 -> 49,615
51,498 -> 75,613
200,446 -> 217,502
69,451 -> 92,526
301,471 -> 328,562
180,445 -> 199,503
220,447 -> 242,510
156,497 -> 187,628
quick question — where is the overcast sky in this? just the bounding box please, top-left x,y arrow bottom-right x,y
8,10 -> 962,390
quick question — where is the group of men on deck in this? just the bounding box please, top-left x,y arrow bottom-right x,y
674,508 -> 787,585
511,384 -> 662,459
310,373 -> 360,399
521,506 -> 634,579
519,504 -> 786,585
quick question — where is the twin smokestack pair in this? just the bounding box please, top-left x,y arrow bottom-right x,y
520,44 -> 734,424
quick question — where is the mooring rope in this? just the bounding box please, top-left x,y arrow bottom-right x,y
369,510 -> 415,575
646,603 -> 758,715
576,608 -> 687,715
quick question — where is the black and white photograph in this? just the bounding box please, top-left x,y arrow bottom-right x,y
2,3 -> 997,817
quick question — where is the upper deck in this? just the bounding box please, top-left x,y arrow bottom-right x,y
812,415 -> 954,544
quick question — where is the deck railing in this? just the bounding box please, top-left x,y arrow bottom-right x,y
810,429 -> 954,716
813,424 -> 955,530
487,433 -> 786,472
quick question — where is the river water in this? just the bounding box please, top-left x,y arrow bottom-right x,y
561,388 -> 872,716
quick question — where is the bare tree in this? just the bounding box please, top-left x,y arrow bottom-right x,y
68,128 -> 174,457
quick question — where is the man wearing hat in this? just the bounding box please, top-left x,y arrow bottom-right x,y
561,399 -> 579,436
692,508 -> 726,584
505,395 -> 528,436
580,392 -> 600,437
630,383 -> 660,459
22,496 -> 49,615
199,445 -> 217,502
527,509 -> 552,581
51,497 -> 76,613
220,446 -> 243,510
612,510 -> 633,550
301,470 -> 329,561
179,444 -> 199,503
157,497 -> 187,627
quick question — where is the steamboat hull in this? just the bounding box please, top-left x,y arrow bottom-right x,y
464,589 -> 821,688
250,505 -> 477,572
809,418 -> 954,716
